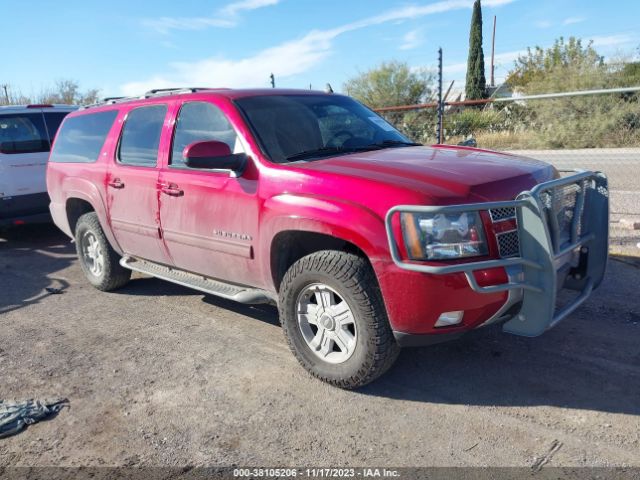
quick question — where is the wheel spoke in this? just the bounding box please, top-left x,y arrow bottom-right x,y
298,313 -> 318,326
314,290 -> 334,309
309,328 -> 325,350
299,302 -> 319,316
328,302 -> 352,323
319,335 -> 333,357
335,328 -> 355,354
332,332 -> 346,353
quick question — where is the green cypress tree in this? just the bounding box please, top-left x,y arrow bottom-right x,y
465,0 -> 487,100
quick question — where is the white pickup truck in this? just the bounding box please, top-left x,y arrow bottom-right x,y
0,104 -> 76,228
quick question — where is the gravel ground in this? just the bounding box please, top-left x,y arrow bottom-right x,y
0,225 -> 639,469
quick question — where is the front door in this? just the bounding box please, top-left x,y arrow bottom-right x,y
106,104 -> 170,264
158,100 -> 259,286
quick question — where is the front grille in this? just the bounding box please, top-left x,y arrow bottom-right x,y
488,177 -> 607,259
541,183 -> 581,248
489,207 -> 516,222
490,207 -> 519,258
538,178 -> 604,252
496,230 -> 520,258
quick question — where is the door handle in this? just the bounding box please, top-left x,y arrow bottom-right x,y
160,183 -> 184,197
108,178 -> 125,189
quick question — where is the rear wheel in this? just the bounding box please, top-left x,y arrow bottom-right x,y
75,212 -> 131,291
279,250 -> 399,389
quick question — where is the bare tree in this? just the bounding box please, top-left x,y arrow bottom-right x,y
0,79 -> 101,106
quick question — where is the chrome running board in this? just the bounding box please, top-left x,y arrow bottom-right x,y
120,256 -> 276,305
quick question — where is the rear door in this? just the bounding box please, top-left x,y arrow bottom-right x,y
158,100 -> 259,285
0,109 -> 50,200
106,104 -> 171,264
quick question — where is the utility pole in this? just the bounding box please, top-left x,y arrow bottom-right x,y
1,84 -> 9,104
270,73 -> 275,88
437,48 -> 444,145
490,15 -> 497,87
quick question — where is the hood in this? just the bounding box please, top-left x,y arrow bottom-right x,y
292,145 -> 556,202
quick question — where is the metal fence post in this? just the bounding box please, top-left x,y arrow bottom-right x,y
437,48 -> 444,144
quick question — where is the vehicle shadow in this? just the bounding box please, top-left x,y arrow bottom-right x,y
116,276 -> 201,297
361,255 -> 640,416
0,225 -> 74,314
202,295 -> 280,327
118,277 -> 281,326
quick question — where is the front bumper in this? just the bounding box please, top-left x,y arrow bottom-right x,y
385,170 -> 609,338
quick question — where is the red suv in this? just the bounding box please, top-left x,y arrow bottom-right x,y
47,88 -> 609,388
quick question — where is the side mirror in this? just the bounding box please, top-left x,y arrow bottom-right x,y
183,140 -> 246,172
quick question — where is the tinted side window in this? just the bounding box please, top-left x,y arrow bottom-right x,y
171,102 -> 242,167
49,110 -> 118,163
119,105 -> 167,167
44,111 -> 72,141
0,113 -> 49,154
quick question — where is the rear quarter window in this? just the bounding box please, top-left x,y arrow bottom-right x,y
0,113 -> 49,154
49,110 -> 118,163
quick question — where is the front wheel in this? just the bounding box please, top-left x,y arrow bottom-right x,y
279,251 -> 399,389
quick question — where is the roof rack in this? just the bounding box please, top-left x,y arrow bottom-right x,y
82,97 -> 132,109
144,87 -> 214,98
82,87 -> 228,109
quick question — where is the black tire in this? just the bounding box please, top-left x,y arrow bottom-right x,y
74,212 -> 131,291
279,250 -> 400,389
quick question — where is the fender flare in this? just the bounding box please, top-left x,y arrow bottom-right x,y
258,193 -> 390,288
62,177 -> 122,254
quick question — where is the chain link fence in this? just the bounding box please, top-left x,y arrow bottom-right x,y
376,86 -> 640,150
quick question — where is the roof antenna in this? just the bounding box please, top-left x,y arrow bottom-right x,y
325,83 -> 334,94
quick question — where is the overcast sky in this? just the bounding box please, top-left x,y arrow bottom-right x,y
4,0 -> 639,97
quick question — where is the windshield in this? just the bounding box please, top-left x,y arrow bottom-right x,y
234,94 -> 417,163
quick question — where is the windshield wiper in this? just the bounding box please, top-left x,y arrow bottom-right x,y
366,140 -> 423,148
285,146 -> 348,161
285,140 -> 422,161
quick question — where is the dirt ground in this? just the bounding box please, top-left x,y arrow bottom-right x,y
0,225 -> 639,469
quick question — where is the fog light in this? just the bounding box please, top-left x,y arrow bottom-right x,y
435,311 -> 463,327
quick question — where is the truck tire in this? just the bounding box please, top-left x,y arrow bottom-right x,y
74,212 -> 131,291
279,250 -> 400,389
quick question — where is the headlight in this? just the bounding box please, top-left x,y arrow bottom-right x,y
400,211 -> 488,260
